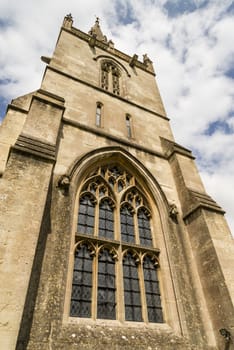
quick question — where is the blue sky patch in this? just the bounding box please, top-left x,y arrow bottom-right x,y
164,0 -> 209,17
0,96 -> 8,121
204,120 -> 233,136
114,1 -> 137,25
225,66 -> 234,79
0,17 -> 13,29
0,78 -> 14,85
226,1 -> 234,14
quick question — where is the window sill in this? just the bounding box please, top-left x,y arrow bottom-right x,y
66,316 -> 169,330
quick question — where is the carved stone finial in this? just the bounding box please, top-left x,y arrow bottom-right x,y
108,39 -> 115,49
143,53 -> 155,73
88,17 -> 108,43
58,175 -> 70,194
63,13 -> 73,28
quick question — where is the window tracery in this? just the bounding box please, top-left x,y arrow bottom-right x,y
101,61 -> 121,95
70,164 -> 163,323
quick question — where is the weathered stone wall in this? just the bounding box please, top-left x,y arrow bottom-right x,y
0,151 -> 53,349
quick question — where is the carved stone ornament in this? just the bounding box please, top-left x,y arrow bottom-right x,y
63,14 -> 74,29
65,13 -> 73,22
143,54 -> 154,71
58,175 -> 70,194
169,203 -> 178,220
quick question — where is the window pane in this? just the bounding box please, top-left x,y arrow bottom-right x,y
99,200 -> 114,239
123,253 -> 142,321
70,245 -> 93,317
121,206 -> 135,243
77,195 -> 95,234
138,209 -> 152,246
97,249 -> 116,319
143,256 -> 163,323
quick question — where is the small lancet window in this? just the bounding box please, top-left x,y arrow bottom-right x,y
126,114 -> 132,138
96,102 -> 103,127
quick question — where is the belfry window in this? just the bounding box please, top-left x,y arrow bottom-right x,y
70,164 -> 163,323
101,61 -> 121,95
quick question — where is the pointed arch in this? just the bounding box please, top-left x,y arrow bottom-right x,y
65,146 -> 179,324
94,55 -> 131,77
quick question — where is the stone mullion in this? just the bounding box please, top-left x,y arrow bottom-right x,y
116,246 -> 124,322
138,256 -> 148,323
94,195 -> 99,237
134,208 -> 140,245
115,194 -> 124,322
92,247 -> 98,320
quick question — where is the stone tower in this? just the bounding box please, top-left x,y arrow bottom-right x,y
0,15 -> 233,350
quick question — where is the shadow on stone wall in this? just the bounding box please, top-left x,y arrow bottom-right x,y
16,180 -> 52,350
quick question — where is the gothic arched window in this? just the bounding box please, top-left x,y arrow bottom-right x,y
70,164 -> 163,323
101,61 -> 121,95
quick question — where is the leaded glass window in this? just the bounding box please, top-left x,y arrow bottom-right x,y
70,164 -> 163,323
99,199 -> 114,239
121,204 -> 135,243
143,255 -> 163,323
97,249 -> 116,319
123,252 -> 142,321
138,208 -> 152,246
70,244 -> 93,317
77,195 -> 95,234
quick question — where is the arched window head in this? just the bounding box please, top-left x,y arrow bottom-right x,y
96,102 -> 103,127
70,163 -> 163,323
101,61 -> 121,95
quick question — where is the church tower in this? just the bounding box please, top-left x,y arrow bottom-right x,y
0,15 -> 233,350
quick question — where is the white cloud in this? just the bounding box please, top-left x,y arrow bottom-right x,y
0,0 -> 233,235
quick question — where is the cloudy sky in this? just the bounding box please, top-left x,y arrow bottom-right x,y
0,0 -> 233,234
